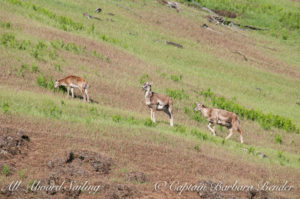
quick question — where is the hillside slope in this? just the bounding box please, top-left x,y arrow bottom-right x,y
0,0 -> 299,198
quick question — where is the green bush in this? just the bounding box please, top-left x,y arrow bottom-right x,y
277,151 -> 284,159
191,129 -> 208,140
170,75 -> 179,82
173,125 -> 186,134
170,74 -> 183,82
42,101 -> 62,118
112,115 -> 122,123
18,169 -> 26,179
139,74 -> 150,85
275,134 -> 282,144
54,63 -> 62,72
248,146 -> 255,155
144,118 -> 157,127
184,107 -> 205,123
126,116 -> 137,125
0,33 -> 15,46
16,64 -> 28,77
166,88 -> 189,100
1,102 -> 9,113
0,21 -> 11,29
2,165 -> 10,176
93,50 -> 103,60
36,75 -> 55,90
30,64 -> 39,73
0,33 -> 31,50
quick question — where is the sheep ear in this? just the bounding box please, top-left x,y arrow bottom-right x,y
149,82 -> 153,85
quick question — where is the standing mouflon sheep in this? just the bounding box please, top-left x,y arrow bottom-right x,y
194,102 -> 244,143
54,75 -> 90,102
142,82 -> 174,126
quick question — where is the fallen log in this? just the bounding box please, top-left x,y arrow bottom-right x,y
166,41 -> 183,48
232,50 -> 248,61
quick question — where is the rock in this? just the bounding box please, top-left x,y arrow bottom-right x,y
47,150 -> 113,177
195,180 -> 225,199
0,128 -> 30,159
247,190 -> 269,199
95,8 -> 102,13
256,152 -> 268,159
106,184 -> 139,199
125,171 -> 148,183
202,24 -> 209,28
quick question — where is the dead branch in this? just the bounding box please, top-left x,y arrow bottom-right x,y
166,41 -> 183,48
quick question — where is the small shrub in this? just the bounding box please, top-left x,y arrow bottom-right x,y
36,75 -> 47,87
30,49 -> 39,59
1,102 -> 9,113
194,144 -> 200,151
88,24 -> 95,33
49,50 -> 58,60
93,50 -> 103,60
43,101 -> 62,118
221,139 -> 226,145
184,106 -> 205,123
166,88 -> 189,100
36,75 -> 55,90
173,125 -> 186,134
277,151 -> 284,159
18,169 -> 26,179
139,74 -> 150,85
30,64 -> 38,73
160,73 -> 167,78
0,21 -> 11,29
127,116 -> 137,125
0,33 -> 15,47
112,115 -> 122,123
144,118 -> 156,127
191,129 -> 208,140
170,75 -> 179,82
2,165 -> 10,176
17,64 -> 28,77
54,63 -> 62,72
275,134 -> 282,144
85,117 -> 91,124
248,146 -> 255,155
101,34 -> 109,42
36,41 -> 47,49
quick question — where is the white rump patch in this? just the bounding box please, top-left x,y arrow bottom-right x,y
157,104 -> 164,109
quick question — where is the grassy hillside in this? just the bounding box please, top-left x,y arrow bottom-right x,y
0,0 -> 299,198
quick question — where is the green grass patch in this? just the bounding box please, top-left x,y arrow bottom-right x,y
1,165 -> 10,176
166,88 -> 189,100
